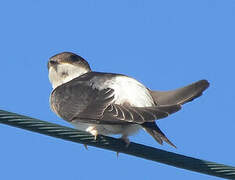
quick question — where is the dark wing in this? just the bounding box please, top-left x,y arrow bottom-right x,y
50,81 -> 91,122
100,103 -> 181,124
50,79 -> 116,124
51,77 -> 181,125
71,87 -> 181,124
72,88 -> 117,123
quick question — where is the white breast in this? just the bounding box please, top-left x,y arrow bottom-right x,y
49,63 -> 89,89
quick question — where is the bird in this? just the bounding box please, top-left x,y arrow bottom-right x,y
48,52 -> 209,148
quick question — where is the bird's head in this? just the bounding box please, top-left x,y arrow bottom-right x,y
48,52 -> 91,89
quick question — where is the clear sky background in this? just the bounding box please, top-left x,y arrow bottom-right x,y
0,0 -> 234,179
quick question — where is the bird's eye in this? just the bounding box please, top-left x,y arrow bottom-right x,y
49,60 -> 58,65
47,60 -> 58,69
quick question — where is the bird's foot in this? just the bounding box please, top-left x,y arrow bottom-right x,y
120,135 -> 130,147
83,144 -> 88,150
116,136 -> 130,158
86,126 -> 98,140
116,151 -> 119,158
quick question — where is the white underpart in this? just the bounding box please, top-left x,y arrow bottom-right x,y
49,63 -> 89,89
71,121 -> 141,137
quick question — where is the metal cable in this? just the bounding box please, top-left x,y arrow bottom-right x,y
0,109 -> 235,179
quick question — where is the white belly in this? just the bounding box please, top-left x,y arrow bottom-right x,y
71,121 -> 141,136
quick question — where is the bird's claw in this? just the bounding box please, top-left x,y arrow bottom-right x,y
121,136 -> 130,147
83,144 -> 88,150
86,126 -> 98,140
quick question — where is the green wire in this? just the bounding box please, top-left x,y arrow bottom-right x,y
0,109 -> 235,179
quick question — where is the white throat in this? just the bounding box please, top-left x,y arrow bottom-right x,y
49,63 -> 89,89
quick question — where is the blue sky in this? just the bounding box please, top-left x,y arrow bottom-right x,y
0,0 -> 234,179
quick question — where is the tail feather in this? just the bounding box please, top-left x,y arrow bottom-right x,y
144,80 -> 209,147
142,122 -> 176,148
150,80 -> 209,106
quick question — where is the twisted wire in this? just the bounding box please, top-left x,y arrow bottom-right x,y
0,109 -> 235,179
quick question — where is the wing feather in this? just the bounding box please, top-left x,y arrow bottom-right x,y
102,104 -> 181,124
51,76 -> 181,125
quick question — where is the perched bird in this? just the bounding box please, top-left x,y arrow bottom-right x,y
48,52 -> 209,148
